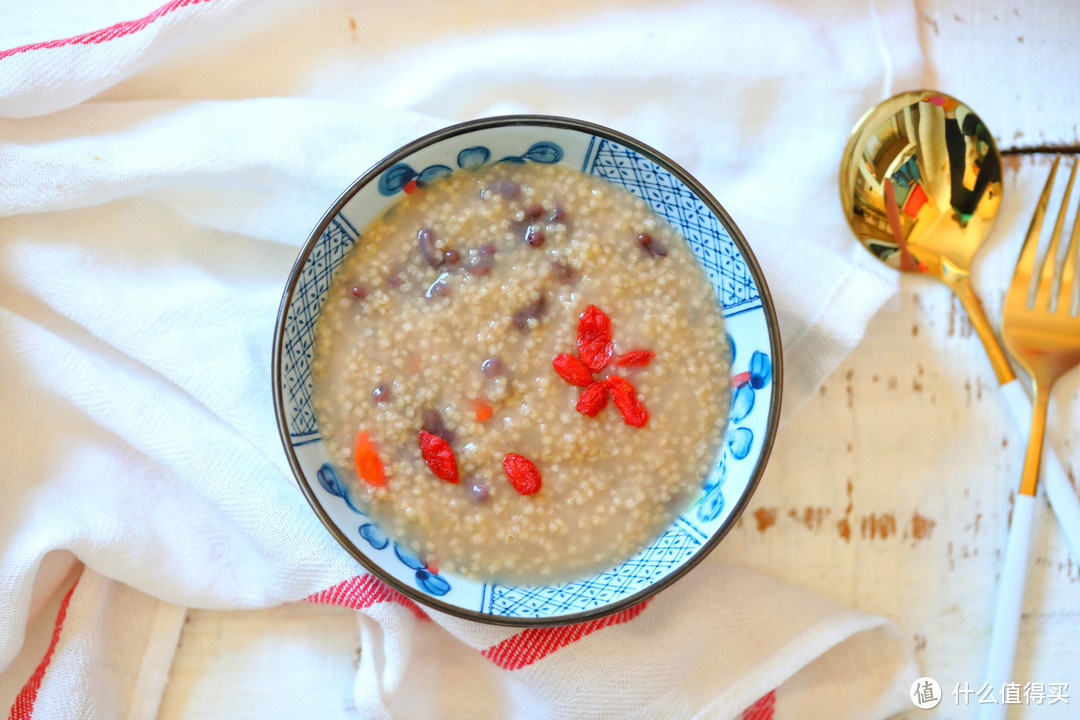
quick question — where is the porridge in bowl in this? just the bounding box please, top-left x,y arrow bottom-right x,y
311,162 -> 730,583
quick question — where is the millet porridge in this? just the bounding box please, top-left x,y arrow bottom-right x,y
311,162 -> 730,583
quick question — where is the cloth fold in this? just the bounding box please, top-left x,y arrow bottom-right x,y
0,0 -> 926,717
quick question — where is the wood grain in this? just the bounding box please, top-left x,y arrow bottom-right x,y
918,0 -> 1080,152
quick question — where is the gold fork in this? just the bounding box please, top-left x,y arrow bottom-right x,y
982,156 -> 1080,718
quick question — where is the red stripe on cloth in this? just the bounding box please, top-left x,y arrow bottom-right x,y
0,0 -> 216,61
481,600 -> 650,671
741,690 -> 776,720
303,575 -> 428,620
7,569 -> 84,720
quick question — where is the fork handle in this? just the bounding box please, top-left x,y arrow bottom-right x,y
980,493 -> 1037,720
1000,379 -> 1080,561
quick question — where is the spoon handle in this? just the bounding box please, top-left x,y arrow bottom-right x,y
950,275 -> 1015,385
1001,379 -> 1080,562
980,493 -> 1036,720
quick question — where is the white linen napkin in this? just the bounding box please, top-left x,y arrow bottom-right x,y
0,0 -> 926,717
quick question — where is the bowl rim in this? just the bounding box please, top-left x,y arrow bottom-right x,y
272,114 -> 783,627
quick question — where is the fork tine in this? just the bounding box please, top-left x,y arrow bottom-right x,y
1016,157 -> 1061,302
1058,160 -> 1080,316
1036,159 -> 1076,310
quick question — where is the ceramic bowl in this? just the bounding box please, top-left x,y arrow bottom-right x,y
273,116 -> 781,627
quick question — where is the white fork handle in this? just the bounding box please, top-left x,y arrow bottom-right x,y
980,493 -> 1037,720
1001,379 -> 1080,561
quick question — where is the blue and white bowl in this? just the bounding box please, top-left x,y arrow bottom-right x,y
273,116 -> 782,626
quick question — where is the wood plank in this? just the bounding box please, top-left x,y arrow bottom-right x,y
918,0 -> 1080,151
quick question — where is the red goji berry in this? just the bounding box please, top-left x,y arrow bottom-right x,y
354,431 -> 386,487
419,430 -> 459,484
575,381 -> 609,417
552,353 -> 594,386
605,375 -> 649,428
615,349 -> 655,367
472,399 -> 494,422
503,453 -> 542,495
577,305 -> 613,372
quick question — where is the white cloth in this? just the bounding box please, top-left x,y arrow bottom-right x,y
0,0 -> 926,718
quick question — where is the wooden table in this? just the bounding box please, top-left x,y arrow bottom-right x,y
8,0 -> 1054,717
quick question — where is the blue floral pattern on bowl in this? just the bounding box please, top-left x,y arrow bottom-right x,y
697,348 -> 772,524
378,141 -> 564,196
317,462 -> 451,597
275,117 -> 780,624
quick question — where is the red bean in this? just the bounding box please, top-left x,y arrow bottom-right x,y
551,261 -> 578,285
525,203 -> 545,221
387,272 -> 403,288
422,408 -> 456,445
481,357 -> 505,378
488,179 -> 521,200
418,228 -> 444,266
444,248 -> 460,264
480,243 -> 497,256
372,385 -> 391,403
466,247 -> 495,276
350,285 -> 366,299
469,481 -> 490,504
512,295 -> 547,331
548,206 -> 566,223
425,279 -> 450,299
525,227 -> 545,248
638,232 -> 668,257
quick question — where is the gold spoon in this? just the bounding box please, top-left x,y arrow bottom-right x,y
839,90 -> 1080,561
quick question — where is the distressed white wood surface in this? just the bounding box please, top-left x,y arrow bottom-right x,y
915,0 -> 1080,152
154,2 -> 1080,719
720,152 -> 1080,720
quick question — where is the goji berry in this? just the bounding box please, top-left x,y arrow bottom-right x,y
419,430 -> 459,484
503,453 -> 542,495
552,353 -> 594,386
575,381 -> 609,417
354,431 -> 386,487
615,349 -> 655,367
577,305 -> 613,372
605,375 -> 649,428
472,399 -> 494,422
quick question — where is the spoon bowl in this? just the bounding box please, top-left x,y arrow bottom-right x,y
840,90 -> 1011,382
